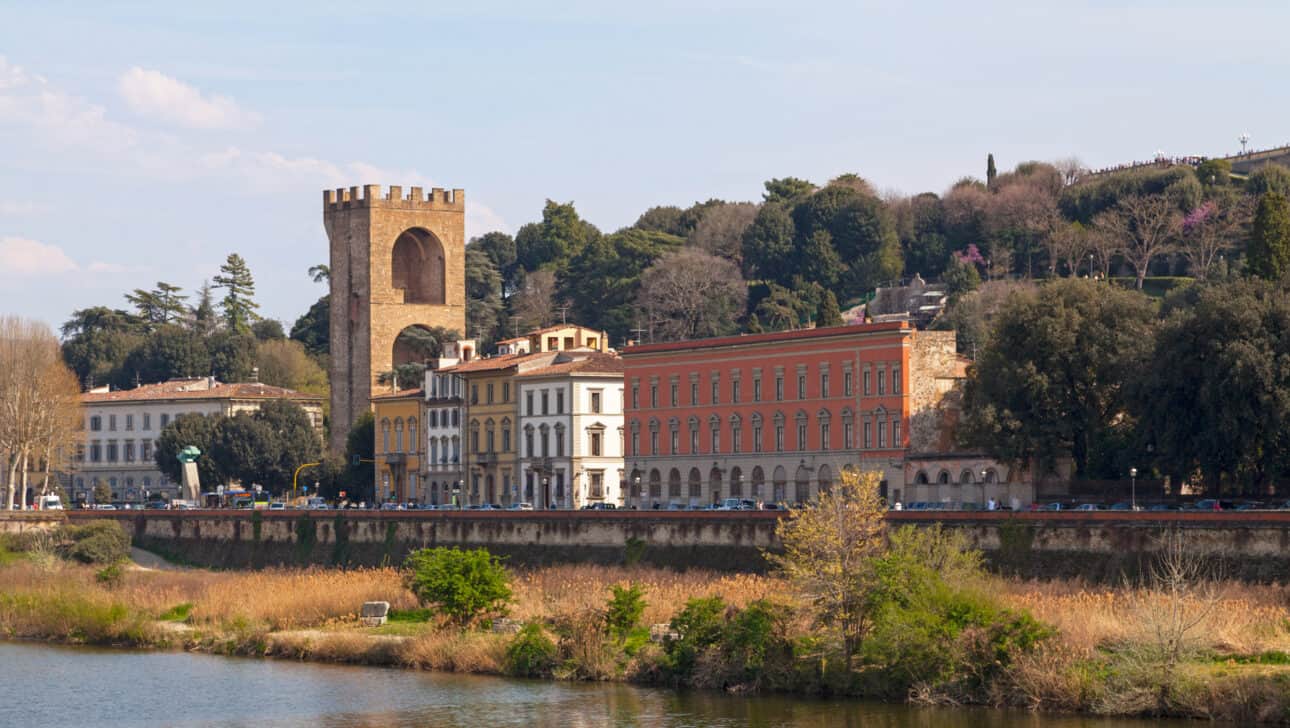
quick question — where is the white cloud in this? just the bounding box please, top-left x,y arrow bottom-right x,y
118,67 -> 261,130
0,56 -> 136,149
0,236 -> 77,275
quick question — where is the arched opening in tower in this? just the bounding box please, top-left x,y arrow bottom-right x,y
391,228 -> 445,304
392,324 -> 453,369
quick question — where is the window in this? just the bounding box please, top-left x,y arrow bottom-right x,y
452,410 -> 459,427
690,381 -> 699,405
892,365 -> 902,394
631,384 -> 639,409
844,420 -> 854,449
109,415 -> 117,431
753,423 -> 763,453
711,377 -> 719,405
396,420 -> 405,452
797,374 -> 806,399
878,369 -> 886,395
753,378 -> 762,402
541,427 -> 551,457
732,379 -> 741,403
487,383 -> 495,404
630,427 -> 639,457
775,375 -> 784,401
590,391 -> 602,414
502,382 -> 510,402
502,424 -> 511,452
107,441 -> 118,463
775,423 -> 784,452
649,383 -> 658,408
710,425 -> 719,453
90,415 -> 102,431
732,423 -> 742,453
470,423 -> 479,454
844,371 -> 853,396
590,431 -> 603,456
863,370 -> 871,396
90,441 -> 101,463
670,429 -> 679,454
670,382 -> 679,407
141,441 -> 152,461
797,422 -> 807,451
541,390 -> 550,415
526,391 -> 534,415
556,427 -> 565,457
820,422 -> 830,450
556,390 -> 564,414
525,427 -> 534,457
124,441 -> 135,462
409,418 -> 418,452
892,419 -> 901,447
863,421 -> 872,448
878,419 -> 888,448
650,429 -> 659,455
471,384 -> 478,404
125,414 -> 133,431
160,413 -> 170,428
689,427 -> 699,454
590,471 -> 604,499
820,372 -> 829,397
485,423 -> 495,453
431,410 -> 439,428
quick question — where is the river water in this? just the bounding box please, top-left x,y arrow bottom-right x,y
0,642 -> 1186,727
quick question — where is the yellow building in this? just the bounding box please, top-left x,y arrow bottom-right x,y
371,387 -> 424,504
494,324 -> 611,356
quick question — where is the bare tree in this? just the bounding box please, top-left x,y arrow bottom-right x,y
0,317 -> 81,510
1094,195 -> 1181,289
687,202 -> 758,265
988,179 -> 1060,277
1052,157 -> 1086,186
1046,222 -> 1091,277
635,249 -> 747,342
509,269 -> 558,330
1178,197 -> 1254,281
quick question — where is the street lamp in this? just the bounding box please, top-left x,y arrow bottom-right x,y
632,474 -> 642,510
1088,254 -> 1095,280
542,476 -> 551,510
980,468 -> 989,509
1129,467 -> 1138,511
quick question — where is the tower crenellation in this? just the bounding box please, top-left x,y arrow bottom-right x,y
323,185 -> 464,211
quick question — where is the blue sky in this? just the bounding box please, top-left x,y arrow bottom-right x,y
2,1 -> 1287,330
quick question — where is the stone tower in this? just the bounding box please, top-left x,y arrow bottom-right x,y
324,184 -> 466,453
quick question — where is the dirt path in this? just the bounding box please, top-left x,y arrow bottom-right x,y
130,546 -> 183,571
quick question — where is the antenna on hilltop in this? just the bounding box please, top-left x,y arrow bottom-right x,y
1240,132 -> 1251,155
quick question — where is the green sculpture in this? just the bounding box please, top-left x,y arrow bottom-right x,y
178,446 -> 202,464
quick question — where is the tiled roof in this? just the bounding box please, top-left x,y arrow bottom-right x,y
522,323 -> 606,337
81,378 -> 323,403
450,351 -> 552,374
371,387 -> 425,401
516,353 -> 624,378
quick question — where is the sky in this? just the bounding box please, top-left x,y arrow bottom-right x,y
1,1 -> 1287,330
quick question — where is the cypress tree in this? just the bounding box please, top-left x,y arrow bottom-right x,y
986,153 -> 997,189
817,290 -> 844,327
1247,192 -> 1290,280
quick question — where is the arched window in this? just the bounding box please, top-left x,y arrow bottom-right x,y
959,469 -> 975,485
390,227 -> 445,304
937,469 -> 950,484
914,470 -> 930,485
708,467 -> 722,502
648,468 -> 662,499
667,468 -> 682,498
772,465 -> 787,503
794,465 -> 811,503
485,418 -> 496,453
469,419 -> 480,454
817,464 -> 832,496
408,417 -> 418,453
751,466 -> 765,499
395,418 -> 404,453
729,466 -> 743,496
500,418 -> 511,452
381,418 -> 391,454
688,468 -> 702,499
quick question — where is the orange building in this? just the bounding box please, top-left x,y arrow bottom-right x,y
621,322 -> 950,508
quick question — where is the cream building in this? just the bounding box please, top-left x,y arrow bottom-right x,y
75,378 -> 324,505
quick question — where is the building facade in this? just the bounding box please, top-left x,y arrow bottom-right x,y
515,353 -> 625,509
75,378 -> 324,505
422,341 -> 471,506
372,388 -> 424,504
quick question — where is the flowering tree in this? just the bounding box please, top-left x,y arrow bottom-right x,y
1179,198 -> 1253,280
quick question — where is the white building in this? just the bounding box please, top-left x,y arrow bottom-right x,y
515,352 -> 625,509
75,378 -> 324,505
422,339 -> 473,505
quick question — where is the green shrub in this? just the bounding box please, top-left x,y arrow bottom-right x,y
95,564 -> 125,588
605,584 -> 646,641
387,608 -> 433,623
61,521 -> 131,565
402,547 -> 512,627
697,599 -> 795,692
663,596 -> 727,679
506,623 -> 558,677
159,603 -> 193,622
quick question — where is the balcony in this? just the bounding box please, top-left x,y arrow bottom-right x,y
383,453 -> 406,465
475,452 -> 498,466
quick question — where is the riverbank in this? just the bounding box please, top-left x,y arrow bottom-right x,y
3,553 -> 1290,723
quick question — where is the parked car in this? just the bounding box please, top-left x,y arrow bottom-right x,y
1234,501 -> 1265,511
1192,499 -> 1235,511
269,502 -> 286,511
1042,502 -> 1064,511
509,502 -> 534,511
1074,503 -> 1104,511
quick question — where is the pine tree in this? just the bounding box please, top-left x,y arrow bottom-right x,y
212,254 -> 260,334
192,280 -> 217,335
817,290 -> 844,327
1247,192 -> 1290,280
125,282 -> 188,327
986,153 -> 997,189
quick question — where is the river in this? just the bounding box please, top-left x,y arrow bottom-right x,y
0,642 -> 1187,727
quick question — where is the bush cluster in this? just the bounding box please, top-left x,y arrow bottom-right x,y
402,547 -> 512,627
60,521 -> 131,565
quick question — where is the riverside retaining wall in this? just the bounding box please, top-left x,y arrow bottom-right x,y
42,510 -> 1290,580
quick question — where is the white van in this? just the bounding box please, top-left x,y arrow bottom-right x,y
38,494 -> 63,510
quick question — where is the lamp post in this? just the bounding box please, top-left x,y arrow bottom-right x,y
1088,253 -> 1095,280
980,468 -> 989,509
633,474 -> 642,510
542,476 -> 551,511
1129,467 -> 1138,511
